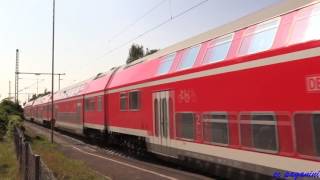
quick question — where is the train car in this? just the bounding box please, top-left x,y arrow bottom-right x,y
41,95 -> 52,126
25,0 -> 320,178
82,68 -> 119,138
32,95 -> 51,124
106,0 -> 320,178
23,100 -> 35,121
53,79 -> 92,134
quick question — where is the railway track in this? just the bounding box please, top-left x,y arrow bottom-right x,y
24,121 -> 216,180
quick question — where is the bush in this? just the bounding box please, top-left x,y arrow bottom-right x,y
0,109 -> 8,140
0,99 -> 23,140
6,115 -> 23,138
0,100 -> 23,117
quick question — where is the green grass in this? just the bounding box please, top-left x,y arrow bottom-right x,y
25,132 -> 108,180
0,139 -> 19,180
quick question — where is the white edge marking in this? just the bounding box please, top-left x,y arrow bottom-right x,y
55,121 -> 82,131
108,126 -> 148,137
85,91 -> 104,98
109,126 -> 320,172
84,123 -> 105,130
72,146 -> 177,180
150,138 -> 320,172
55,96 -> 83,103
33,118 -> 43,124
107,47 -> 320,93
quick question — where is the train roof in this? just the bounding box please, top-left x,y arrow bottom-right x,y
108,0 -> 319,89
108,59 -> 158,89
54,78 -> 93,101
33,94 -> 51,106
126,0 -> 318,66
24,100 -> 35,107
84,67 -> 119,95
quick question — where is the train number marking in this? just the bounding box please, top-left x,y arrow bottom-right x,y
306,75 -> 320,92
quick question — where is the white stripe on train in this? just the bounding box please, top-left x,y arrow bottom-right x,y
107,46 -> 320,93
108,126 -> 320,173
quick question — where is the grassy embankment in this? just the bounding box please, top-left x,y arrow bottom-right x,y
0,99 -> 23,180
0,138 -> 20,179
25,128 -> 108,180
0,99 -> 108,180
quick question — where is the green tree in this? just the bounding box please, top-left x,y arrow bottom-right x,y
126,44 -> 145,64
145,48 -> 158,56
126,44 -> 159,64
29,94 -> 37,101
29,89 -> 51,102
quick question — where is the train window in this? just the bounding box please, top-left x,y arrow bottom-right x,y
85,97 -> 95,111
238,18 -> 280,56
294,113 -> 320,157
129,91 -> 140,110
203,113 -> 229,145
177,45 -> 200,70
289,4 -> 320,45
176,113 -> 195,140
85,98 -> 89,111
157,53 -> 176,75
203,33 -> 233,64
240,113 -> 278,152
120,93 -> 128,111
97,96 -> 103,112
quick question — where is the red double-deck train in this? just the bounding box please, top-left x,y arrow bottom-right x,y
24,1 -> 320,178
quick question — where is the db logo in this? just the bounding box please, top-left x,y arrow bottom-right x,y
306,75 -> 320,92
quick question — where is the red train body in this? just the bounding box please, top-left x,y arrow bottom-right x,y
24,1 -> 320,177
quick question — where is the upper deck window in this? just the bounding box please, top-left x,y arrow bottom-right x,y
203,33 -> 233,64
157,53 -> 176,75
177,45 -> 201,70
239,18 -> 280,56
289,4 -> 320,45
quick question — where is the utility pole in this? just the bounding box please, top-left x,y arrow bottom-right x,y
15,49 -> 19,103
51,0 -> 55,144
8,81 -> 11,98
58,74 -> 63,90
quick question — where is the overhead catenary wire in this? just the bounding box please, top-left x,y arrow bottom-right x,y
70,0 -> 210,84
106,0 -> 168,44
18,79 -> 45,93
97,0 -> 209,61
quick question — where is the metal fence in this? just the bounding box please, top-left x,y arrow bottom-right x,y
13,127 -> 56,180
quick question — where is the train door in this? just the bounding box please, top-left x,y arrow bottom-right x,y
153,91 -> 171,155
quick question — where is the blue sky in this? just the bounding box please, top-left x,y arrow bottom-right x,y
0,0 -> 281,103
